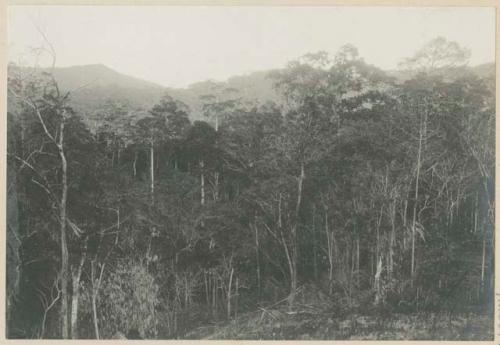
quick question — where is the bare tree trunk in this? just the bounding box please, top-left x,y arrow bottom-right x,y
92,293 -> 99,340
411,114 -> 424,286
389,200 -> 396,281
356,237 -> 360,286
481,229 -> 486,284
296,163 -> 305,216
235,278 -> 239,319
150,141 -> 154,204
312,204 -> 318,281
212,272 -> 217,317
214,171 -> 219,201
204,270 -> 209,306
70,246 -> 86,339
254,216 -> 261,297
58,121 -> 70,339
91,261 -> 105,340
280,226 -> 296,305
325,209 -> 334,295
403,198 -> 408,250
227,267 -> 234,319
133,150 -> 138,177
38,275 -> 61,338
289,163 -> 305,305
374,256 -> 383,305
200,160 -> 205,206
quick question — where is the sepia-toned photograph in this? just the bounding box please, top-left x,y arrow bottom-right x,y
5,4 -> 496,340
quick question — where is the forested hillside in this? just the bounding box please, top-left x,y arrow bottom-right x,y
6,38 -> 494,339
7,63 -> 280,125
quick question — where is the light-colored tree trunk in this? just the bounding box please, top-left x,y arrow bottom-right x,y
374,256 -> 383,305
481,230 -> 486,284
254,216 -> 261,296
389,200 -> 396,281
58,120 -> 70,339
325,209 -> 334,295
356,237 -> 360,286
212,274 -> 217,317
289,163 -> 305,305
235,278 -> 239,318
200,160 -> 205,206
312,204 -> 318,280
214,171 -> 219,201
150,141 -> 154,204
204,270 -> 210,306
91,261 -> 105,340
70,246 -> 86,339
227,267 -> 234,319
92,293 -> 99,339
411,113 -> 424,286
133,151 -> 138,177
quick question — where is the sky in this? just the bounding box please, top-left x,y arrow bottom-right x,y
7,6 -> 496,88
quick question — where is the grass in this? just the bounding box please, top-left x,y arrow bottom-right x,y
184,306 -> 493,340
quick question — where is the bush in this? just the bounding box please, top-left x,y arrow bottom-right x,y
99,260 -> 160,339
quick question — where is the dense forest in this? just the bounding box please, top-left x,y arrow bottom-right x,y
6,37 -> 494,339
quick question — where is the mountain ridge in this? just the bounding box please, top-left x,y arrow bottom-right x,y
8,61 -> 494,122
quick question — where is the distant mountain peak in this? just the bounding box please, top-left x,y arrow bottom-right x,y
46,64 -> 165,92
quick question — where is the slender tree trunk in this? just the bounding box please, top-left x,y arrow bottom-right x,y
411,114 -> 424,286
235,278 -> 239,319
91,261 -> 105,340
281,226 -> 296,305
389,201 -> 396,281
312,204 -> 318,281
200,160 -> 205,206
214,171 -> 220,201
92,293 -> 99,339
296,163 -> 305,216
356,237 -> 360,286
289,163 -> 305,304
212,272 -> 216,317
227,267 -> 234,319
403,198 -> 408,250
474,195 -> 478,233
150,141 -> 155,204
374,256 -> 382,305
325,209 -> 334,295
204,270 -> 209,306
254,216 -> 261,297
133,150 -> 138,177
481,229 -> 486,284
70,246 -> 86,339
58,120 -> 70,339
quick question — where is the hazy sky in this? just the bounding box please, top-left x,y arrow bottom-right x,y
8,6 -> 496,88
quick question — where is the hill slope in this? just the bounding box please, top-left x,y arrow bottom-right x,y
8,62 -> 493,122
8,64 -> 280,122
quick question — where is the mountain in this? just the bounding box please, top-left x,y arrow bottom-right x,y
12,64 -> 280,122
8,62 -> 494,123
51,64 -> 164,91
166,70 -> 280,120
50,64 -> 166,116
